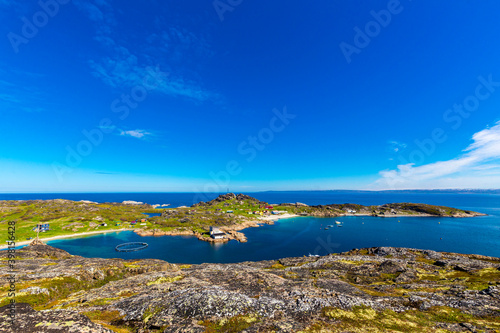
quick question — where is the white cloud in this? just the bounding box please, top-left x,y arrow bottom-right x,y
76,1 -> 216,102
388,140 -> 407,153
119,129 -> 152,140
374,121 -> 500,189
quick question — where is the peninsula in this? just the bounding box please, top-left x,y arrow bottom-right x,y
0,193 -> 485,247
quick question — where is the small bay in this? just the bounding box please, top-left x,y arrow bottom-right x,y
2,191 -> 497,263
48,213 -> 499,264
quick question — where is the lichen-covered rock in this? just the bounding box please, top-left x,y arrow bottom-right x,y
1,245 -> 499,332
0,303 -> 113,332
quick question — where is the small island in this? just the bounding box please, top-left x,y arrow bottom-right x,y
0,193 -> 486,247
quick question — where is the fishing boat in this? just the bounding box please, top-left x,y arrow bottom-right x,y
335,221 -> 341,225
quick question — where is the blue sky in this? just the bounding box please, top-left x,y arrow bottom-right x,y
1,0 -> 500,192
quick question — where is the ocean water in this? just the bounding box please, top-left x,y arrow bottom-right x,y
3,191 -> 500,262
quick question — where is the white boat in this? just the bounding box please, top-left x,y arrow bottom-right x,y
335,221 -> 341,225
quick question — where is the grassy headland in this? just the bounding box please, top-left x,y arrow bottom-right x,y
0,193 -> 485,246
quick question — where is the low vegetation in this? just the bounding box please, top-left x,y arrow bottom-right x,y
1,244 -> 498,332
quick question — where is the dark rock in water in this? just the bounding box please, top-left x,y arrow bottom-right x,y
0,303 -> 113,332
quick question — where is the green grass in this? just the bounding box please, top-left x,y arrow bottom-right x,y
0,200 -> 160,243
0,268 -> 129,310
82,310 -> 133,333
303,305 -> 500,332
201,315 -> 259,333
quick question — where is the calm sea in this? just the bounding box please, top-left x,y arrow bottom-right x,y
3,191 -> 499,262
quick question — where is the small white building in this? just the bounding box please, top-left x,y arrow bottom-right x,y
210,226 -> 225,239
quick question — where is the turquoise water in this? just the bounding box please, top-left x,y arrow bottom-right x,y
47,213 -> 499,264
3,191 -> 498,263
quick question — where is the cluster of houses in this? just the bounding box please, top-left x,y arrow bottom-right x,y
32,223 -> 50,232
32,218 -> 151,235
250,210 -> 287,216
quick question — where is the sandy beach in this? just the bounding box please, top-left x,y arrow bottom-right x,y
0,228 -> 128,250
0,214 -> 300,250
257,213 -> 299,221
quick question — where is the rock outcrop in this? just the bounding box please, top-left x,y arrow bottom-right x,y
0,303 -> 114,333
1,244 -> 499,332
192,193 -> 267,207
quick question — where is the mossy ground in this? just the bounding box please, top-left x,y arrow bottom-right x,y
295,305 -> 500,332
201,315 -> 259,333
0,269 -> 129,310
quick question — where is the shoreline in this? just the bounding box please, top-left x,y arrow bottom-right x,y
0,211 -> 479,249
134,213 -> 301,243
256,213 -> 300,221
1,215 -> 302,250
0,228 -> 128,250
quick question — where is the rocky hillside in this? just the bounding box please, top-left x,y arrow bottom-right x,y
192,193 -> 267,207
1,244 -> 499,332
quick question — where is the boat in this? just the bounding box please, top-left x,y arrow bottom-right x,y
335,221 -> 341,225
327,225 -> 334,227
308,253 -> 319,257
324,227 -> 329,230
337,224 -> 343,227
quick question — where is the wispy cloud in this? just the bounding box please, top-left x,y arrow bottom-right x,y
388,140 -> 407,153
374,121 -> 500,189
72,0 -> 115,34
119,129 -> 153,140
0,69 -> 47,112
75,0 -> 216,102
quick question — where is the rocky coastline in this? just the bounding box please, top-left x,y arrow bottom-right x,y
134,219 -> 277,243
